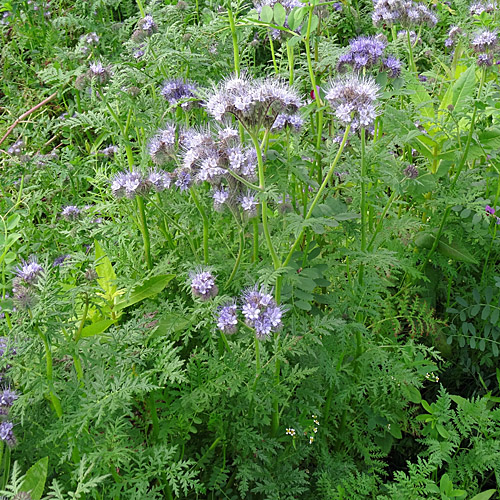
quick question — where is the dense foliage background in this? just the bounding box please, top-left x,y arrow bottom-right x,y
0,0 -> 500,497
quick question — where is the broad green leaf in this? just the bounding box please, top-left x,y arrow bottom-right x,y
469,490 -> 496,500
436,423 -> 450,439
81,319 -> 115,338
273,3 -> 286,26
115,274 -> 175,311
287,34 -> 302,47
406,76 -> 435,130
20,456 -> 48,500
414,231 -> 478,264
388,422 -> 402,439
401,385 -> 421,403
94,239 -> 117,297
260,5 -> 273,23
451,65 -> 476,116
294,300 -> 312,311
6,213 -> 20,231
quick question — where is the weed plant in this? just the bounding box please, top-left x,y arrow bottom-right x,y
0,0 -> 500,497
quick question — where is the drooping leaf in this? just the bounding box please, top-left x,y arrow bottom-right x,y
94,239 -> 117,297
115,275 -> 175,311
81,319 -> 116,338
20,456 -> 48,500
273,3 -> 286,25
451,65 -> 476,116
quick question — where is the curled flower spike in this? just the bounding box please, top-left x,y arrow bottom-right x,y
271,113 -> 304,132
470,1 -> 494,15
213,187 -> 230,211
111,170 -> 151,199
239,191 -> 258,217
87,61 -> 112,84
325,75 -> 379,131
204,73 -> 302,131
190,269 -> 218,300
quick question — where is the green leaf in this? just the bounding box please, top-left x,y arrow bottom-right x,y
414,231 -> 478,264
406,75 -> 435,130
388,422 -> 402,439
115,275 -> 175,311
294,300 -> 312,311
451,65 -> 476,116
436,423 -> 450,439
81,319 -> 115,338
469,490 -> 496,500
402,385 -> 422,403
273,3 -> 286,25
6,213 -> 20,231
94,240 -> 117,297
260,4 -> 273,22
20,456 -> 48,500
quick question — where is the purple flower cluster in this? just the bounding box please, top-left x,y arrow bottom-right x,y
88,61 -> 112,84
0,388 -> 17,416
485,205 -> 500,223
111,169 -> 173,199
205,74 -> 302,130
160,78 -> 199,109
99,145 -> 119,157
271,113 -> 304,132
216,286 -> 285,339
325,75 -> 379,131
190,269 -> 218,300
372,0 -> 438,27
471,30 -> 499,66
7,139 -> 24,156
217,302 -> 238,334
61,205 -> 81,221
14,257 -> 43,285
0,421 -> 16,448
470,1 -> 494,15
445,26 -> 462,48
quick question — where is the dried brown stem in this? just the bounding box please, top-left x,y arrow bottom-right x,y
0,91 -> 58,147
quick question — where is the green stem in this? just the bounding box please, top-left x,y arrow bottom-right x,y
420,68 -> 486,269
255,336 -> 261,375
136,195 -> 153,270
268,32 -> 278,74
227,8 -> 240,76
147,393 -> 160,441
40,331 -> 63,418
250,133 -> 280,270
406,29 -> 417,74
225,228 -> 245,288
252,218 -> 259,263
359,128 -> 367,285
481,167 -> 500,283
136,0 -> 145,17
1,446 -> 10,490
304,5 -> 324,181
366,191 -> 397,251
286,40 -> 294,85
190,187 -> 209,264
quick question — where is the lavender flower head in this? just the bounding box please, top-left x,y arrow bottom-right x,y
148,125 -> 177,165
216,302 -> 238,334
471,30 -> 499,66
0,421 -> 16,448
241,286 -> 285,339
337,36 -> 387,73
100,145 -> 119,157
0,337 -> 15,358
325,75 -> 379,131
160,78 -> 198,109
372,0 -> 438,27
190,269 -> 218,300
87,61 -> 112,84
445,26 -> 462,48
485,205 -> 496,215
213,187 -> 230,211
205,73 -> 302,131
14,257 -> 43,284
111,170 -> 150,199
470,1 -> 494,15
240,191 -> 259,217
271,113 -> 304,131
138,14 -> 157,34
382,56 -> 402,77
7,139 -> 24,156
174,170 -> 192,192
53,254 -> 71,267
0,388 -> 18,415
61,205 -> 81,220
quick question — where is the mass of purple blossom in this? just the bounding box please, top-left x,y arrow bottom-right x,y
190,269 -> 218,300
